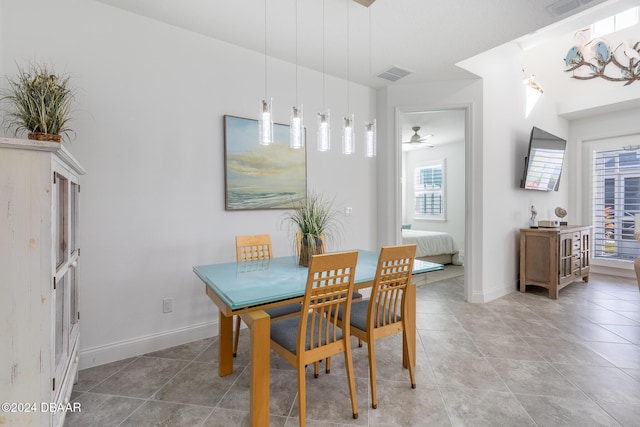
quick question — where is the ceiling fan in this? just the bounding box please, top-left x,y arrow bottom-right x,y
403,126 -> 434,147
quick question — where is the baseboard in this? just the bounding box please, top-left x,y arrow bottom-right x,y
591,264 -> 635,279
78,320 -> 217,370
470,281 -> 515,303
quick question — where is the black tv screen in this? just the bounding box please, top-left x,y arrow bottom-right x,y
520,127 -> 566,191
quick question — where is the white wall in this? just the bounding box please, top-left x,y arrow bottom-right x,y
457,43 -> 570,302
376,79 -> 483,302
571,106 -> 640,277
1,0 -> 377,368
403,141 -> 466,259
523,12 -> 640,276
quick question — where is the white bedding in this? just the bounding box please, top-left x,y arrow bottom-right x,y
402,229 -> 462,264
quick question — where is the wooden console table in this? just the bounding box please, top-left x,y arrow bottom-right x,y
520,225 -> 591,299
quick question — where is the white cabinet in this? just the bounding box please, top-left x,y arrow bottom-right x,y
0,137 -> 85,426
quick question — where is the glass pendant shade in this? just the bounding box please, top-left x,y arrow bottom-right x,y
259,99 -> 274,146
365,119 -> 376,157
317,110 -> 331,152
290,105 -> 304,149
342,114 -> 355,155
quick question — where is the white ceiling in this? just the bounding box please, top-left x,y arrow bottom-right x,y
400,110 -> 466,151
96,0 -> 621,88
95,0 -> 636,145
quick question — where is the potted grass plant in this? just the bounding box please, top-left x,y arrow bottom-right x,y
1,62 -> 75,142
283,192 -> 342,266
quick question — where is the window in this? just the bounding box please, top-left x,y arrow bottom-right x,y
593,146 -> 640,261
591,7 -> 639,38
414,160 -> 445,220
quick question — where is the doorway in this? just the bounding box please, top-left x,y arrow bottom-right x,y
395,105 -> 471,301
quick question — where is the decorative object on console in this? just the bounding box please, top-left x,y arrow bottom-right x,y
564,31 -> 640,86
224,115 -> 306,210
530,205 -> 538,228
555,206 -> 568,225
1,62 -> 76,142
539,220 -> 560,228
282,192 -> 342,266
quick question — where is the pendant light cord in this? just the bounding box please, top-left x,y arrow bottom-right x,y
295,0 -> 298,105
347,0 -> 350,113
322,0 -> 325,110
264,0 -> 268,100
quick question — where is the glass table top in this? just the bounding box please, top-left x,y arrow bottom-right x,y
194,249 -> 443,310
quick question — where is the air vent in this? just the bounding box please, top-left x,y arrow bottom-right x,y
377,65 -> 413,82
546,0 -> 581,17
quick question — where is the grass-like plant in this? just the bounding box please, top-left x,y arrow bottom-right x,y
283,192 -> 343,264
1,62 -> 75,141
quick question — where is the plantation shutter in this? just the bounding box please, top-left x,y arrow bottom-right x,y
414,162 -> 444,218
592,146 -> 640,260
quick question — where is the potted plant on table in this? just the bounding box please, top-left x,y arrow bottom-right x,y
1,62 -> 75,142
283,192 -> 342,266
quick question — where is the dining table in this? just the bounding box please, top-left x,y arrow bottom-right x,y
193,249 -> 443,426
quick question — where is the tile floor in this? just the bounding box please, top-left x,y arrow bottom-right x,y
65,272 -> 640,426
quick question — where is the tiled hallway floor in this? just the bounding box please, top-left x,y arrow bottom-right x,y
65,272 -> 640,426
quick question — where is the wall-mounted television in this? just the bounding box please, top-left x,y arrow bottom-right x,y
520,126 -> 566,191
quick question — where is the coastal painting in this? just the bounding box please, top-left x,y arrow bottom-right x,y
224,115 -> 307,210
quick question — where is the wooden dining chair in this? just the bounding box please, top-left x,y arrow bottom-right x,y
269,251 -> 360,426
295,231 -> 364,355
336,244 -> 417,409
233,234 -> 301,356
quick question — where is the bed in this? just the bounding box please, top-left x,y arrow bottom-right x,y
402,229 -> 462,265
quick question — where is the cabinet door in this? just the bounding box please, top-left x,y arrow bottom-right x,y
580,230 -> 590,270
52,160 -> 80,399
558,233 -> 574,283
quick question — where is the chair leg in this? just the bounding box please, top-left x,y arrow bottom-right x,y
367,339 -> 378,409
297,364 -> 307,427
344,342 -> 359,419
314,361 -> 320,378
402,329 -> 417,389
233,316 -> 241,357
325,357 -> 331,374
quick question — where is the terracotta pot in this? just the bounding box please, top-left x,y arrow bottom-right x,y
28,132 -> 61,142
299,236 -> 324,267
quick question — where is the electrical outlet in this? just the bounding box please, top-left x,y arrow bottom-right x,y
162,298 -> 173,313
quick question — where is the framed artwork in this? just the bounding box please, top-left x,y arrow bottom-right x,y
224,115 -> 307,210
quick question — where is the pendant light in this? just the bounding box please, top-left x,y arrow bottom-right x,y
364,6 -> 376,157
290,0 -> 304,149
342,0 -> 355,155
259,0 -> 273,146
365,119 -> 376,157
343,114 -> 355,155
317,0 -> 330,152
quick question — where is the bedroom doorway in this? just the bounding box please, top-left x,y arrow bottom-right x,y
397,107 -> 468,295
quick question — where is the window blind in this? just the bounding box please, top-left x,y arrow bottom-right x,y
592,146 -> 640,261
414,163 -> 444,217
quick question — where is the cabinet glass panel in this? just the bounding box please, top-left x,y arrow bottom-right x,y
55,173 -> 69,268
70,263 -> 78,326
54,274 -> 67,369
70,182 -> 79,254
